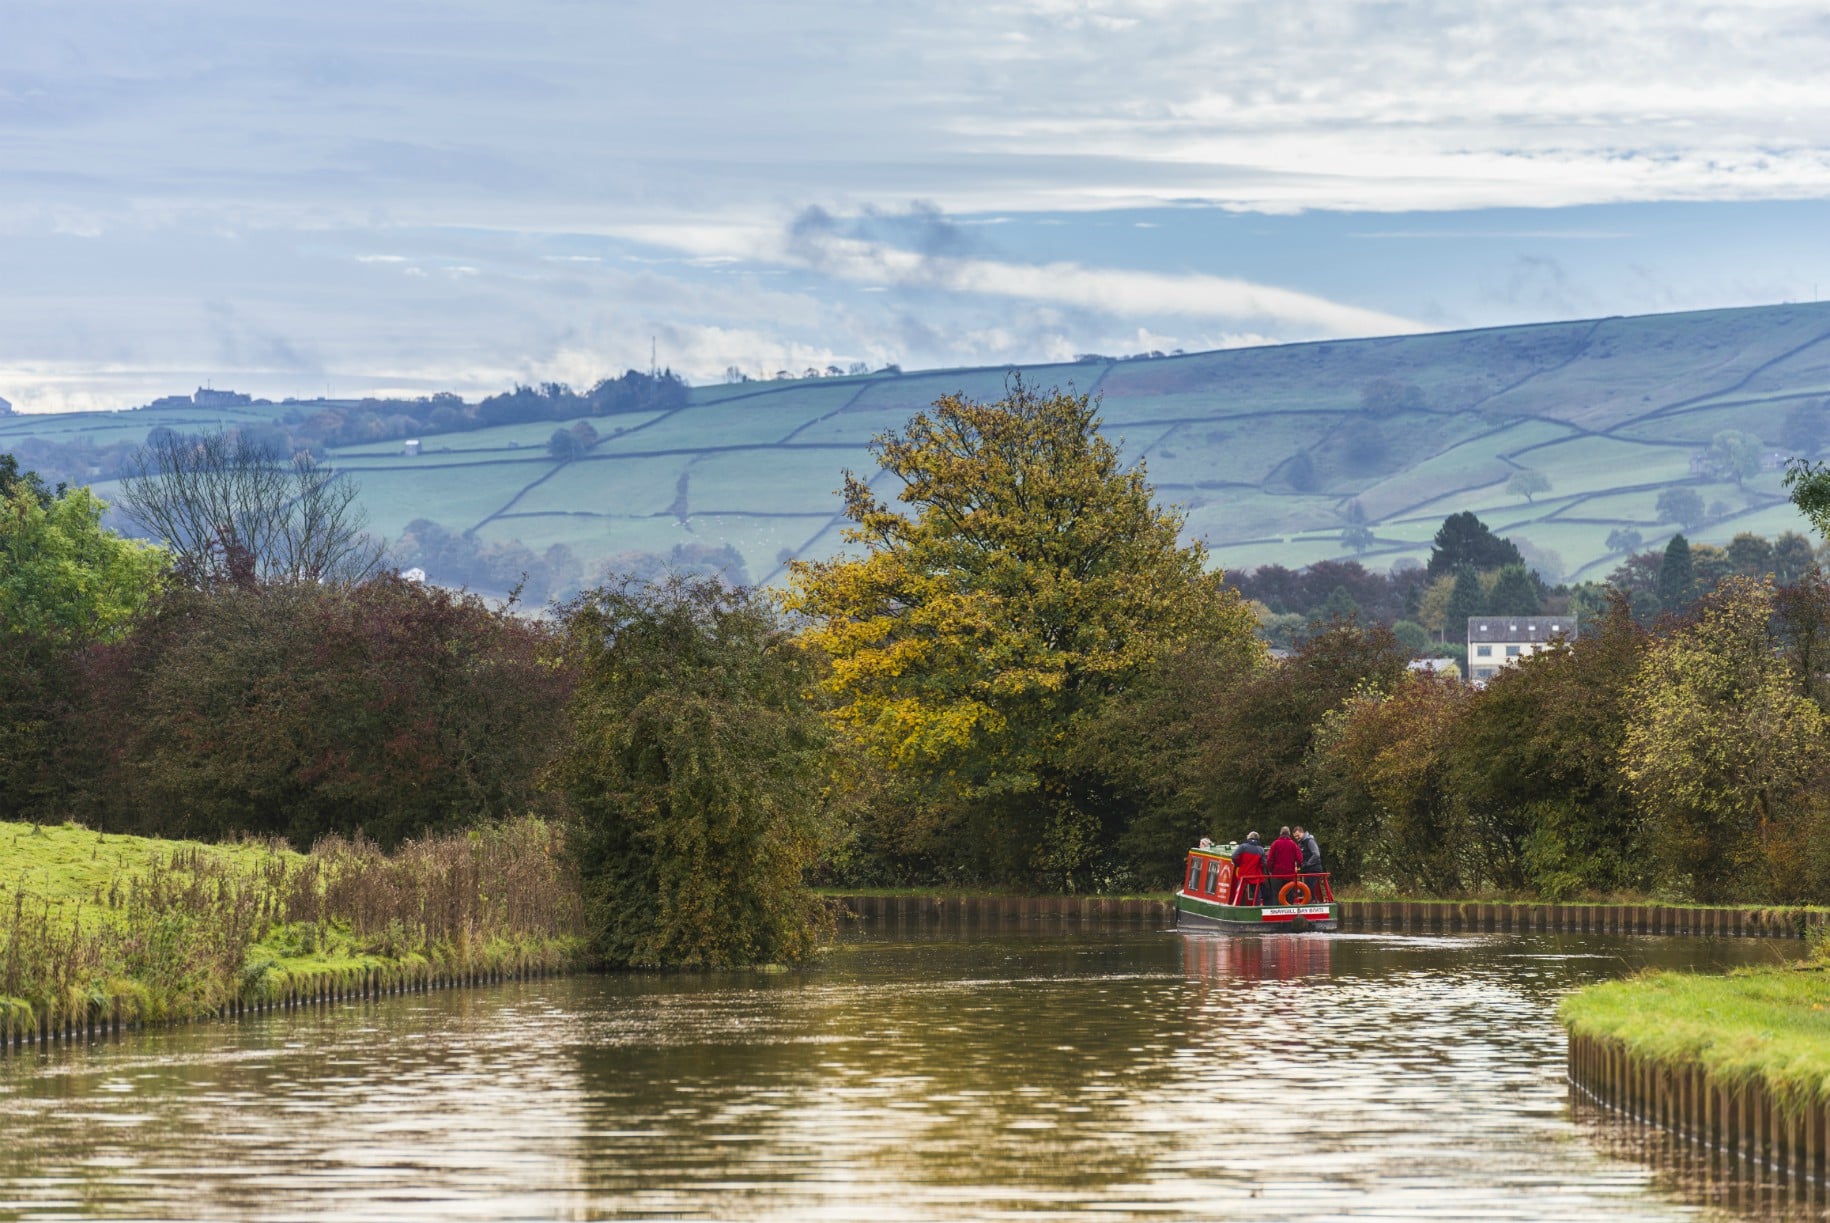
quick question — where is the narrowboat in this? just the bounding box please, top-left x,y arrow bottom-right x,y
1174,841 -> 1339,932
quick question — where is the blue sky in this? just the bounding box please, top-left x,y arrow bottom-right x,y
4,0 -> 1830,410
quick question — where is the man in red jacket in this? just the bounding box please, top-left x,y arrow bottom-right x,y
1265,826 -> 1304,904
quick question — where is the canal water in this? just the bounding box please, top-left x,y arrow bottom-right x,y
0,924 -> 1807,1221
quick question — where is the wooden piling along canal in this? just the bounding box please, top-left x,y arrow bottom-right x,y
835,894 -> 1828,940
0,960 -> 565,1055
1567,1031 -> 1830,1199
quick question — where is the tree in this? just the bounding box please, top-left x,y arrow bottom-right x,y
80,575 -> 570,846
1506,469 -> 1551,503
1726,532 -> 1774,577
0,475 -> 167,819
1446,595 -> 1651,898
1605,527 -> 1643,555
787,380 -> 1258,886
1707,429 -> 1763,485
1689,543 -> 1732,594
1360,378 -> 1425,417
1341,524 -> 1374,553
1774,531 -> 1817,585
1487,564 -> 1541,616
1202,620 -> 1408,880
1656,486 -> 1705,530
1781,399 -> 1829,456
1444,567 -> 1486,638
1656,534 -> 1694,612
1284,449 -> 1317,492
552,576 -> 837,967
119,429 -> 382,586
1426,511 -> 1523,579
1621,578 -> 1829,901
1,482 -> 166,643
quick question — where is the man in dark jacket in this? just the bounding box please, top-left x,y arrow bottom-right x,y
1293,825 -> 1322,875
1265,826 -> 1303,902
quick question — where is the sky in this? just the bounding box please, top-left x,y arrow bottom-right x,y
4,0 -> 1830,411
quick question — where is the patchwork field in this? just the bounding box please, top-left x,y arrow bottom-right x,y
7,300 -> 1830,589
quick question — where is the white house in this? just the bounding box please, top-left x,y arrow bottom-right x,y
1467,615 -> 1577,685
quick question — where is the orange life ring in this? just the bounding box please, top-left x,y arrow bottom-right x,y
1278,880 -> 1312,906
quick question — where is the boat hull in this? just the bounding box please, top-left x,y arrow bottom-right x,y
1174,889 -> 1338,932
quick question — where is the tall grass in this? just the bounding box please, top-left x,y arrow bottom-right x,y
0,817 -> 583,1032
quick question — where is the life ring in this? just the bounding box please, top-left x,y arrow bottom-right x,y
1278,880 -> 1311,906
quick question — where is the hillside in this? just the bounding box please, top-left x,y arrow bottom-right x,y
5,300 -> 1830,589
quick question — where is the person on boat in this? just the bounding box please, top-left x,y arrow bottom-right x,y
1265,826 -> 1303,900
1231,832 -> 1267,904
1293,825 -> 1322,876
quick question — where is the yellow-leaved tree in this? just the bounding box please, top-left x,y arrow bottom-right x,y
1621,577 -> 1829,901
786,380 -> 1260,887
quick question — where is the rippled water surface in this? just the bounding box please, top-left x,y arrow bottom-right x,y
0,924 -> 1806,1221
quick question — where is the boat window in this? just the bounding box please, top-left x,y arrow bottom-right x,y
1186,859 -> 1201,890
1206,859 -> 1223,894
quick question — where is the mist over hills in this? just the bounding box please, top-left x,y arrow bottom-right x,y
4,299 -> 1829,594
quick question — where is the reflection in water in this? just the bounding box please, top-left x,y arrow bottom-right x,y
1576,1092 -> 1829,1222
0,926 -> 1805,1220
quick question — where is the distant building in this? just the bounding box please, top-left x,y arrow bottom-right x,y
404,438 -> 421,457
193,387 -> 252,408
0,395 -> 13,416
1408,657 -> 1462,681
1467,615 -> 1577,685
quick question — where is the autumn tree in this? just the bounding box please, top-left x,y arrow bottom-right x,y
787,380 -> 1258,886
553,576 -> 838,966
77,575 -> 569,845
1445,596 -> 1650,897
1620,578 -> 1829,901
1201,620 -> 1409,881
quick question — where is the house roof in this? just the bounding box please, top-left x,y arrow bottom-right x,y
1466,615 -> 1577,644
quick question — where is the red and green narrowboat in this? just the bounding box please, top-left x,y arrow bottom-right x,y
1174,842 -> 1339,932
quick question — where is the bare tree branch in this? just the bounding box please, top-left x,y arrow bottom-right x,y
119,430 -> 383,586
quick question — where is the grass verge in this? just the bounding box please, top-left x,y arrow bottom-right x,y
1559,960 -> 1830,1109
1,818 -> 587,1034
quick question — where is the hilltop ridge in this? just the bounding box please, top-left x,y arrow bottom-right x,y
4,299 -> 1829,589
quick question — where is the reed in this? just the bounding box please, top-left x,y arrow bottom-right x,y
0,817 -> 585,1036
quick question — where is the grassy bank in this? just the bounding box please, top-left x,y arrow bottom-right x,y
1,818 -> 587,1034
1560,957 -> 1830,1109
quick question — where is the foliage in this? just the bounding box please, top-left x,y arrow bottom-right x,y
1203,620 -> 1408,880
1707,429 -> 1763,484
1505,469 -> 1551,503
1445,567 -> 1485,632
391,518 -> 584,603
72,575 -> 570,846
1656,486 -> 1705,530
1656,533 -> 1694,613
788,380 -> 1257,886
552,576 -> 838,967
0,474 -> 166,820
1426,511 -> 1523,579
119,429 -> 382,586
1446,598 -> 1651,898
1621,578 -> 1830,902
1,481 -> 166,644
1486,564 -> 1541,616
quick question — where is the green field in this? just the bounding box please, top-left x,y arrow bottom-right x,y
8,300 -> 1830,586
